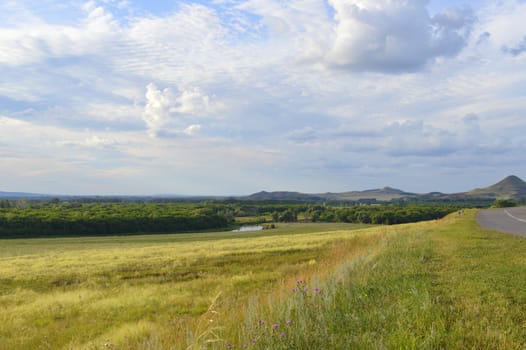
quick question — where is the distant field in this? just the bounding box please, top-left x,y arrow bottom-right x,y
1,214 -> 526,349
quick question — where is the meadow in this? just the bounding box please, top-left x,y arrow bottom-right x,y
1,211 -> 526,349
0,222 -> 371,349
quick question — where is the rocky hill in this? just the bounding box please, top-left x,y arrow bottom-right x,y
467,175 -> 526,199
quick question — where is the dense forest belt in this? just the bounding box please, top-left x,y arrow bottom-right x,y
0,203 -> 231,237
305,205 -> 460,224
0,201 -> 471,238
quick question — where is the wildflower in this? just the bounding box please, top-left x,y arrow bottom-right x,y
303,287 -> 308,292
258,320 -> 265,326
314,287 -> 321,294
297,280 -> 304,285
286,319 -> 291,326
272,323 -> 280,330
251,339 -> 257,345
292,288 -> 297,293
279,333 -> 286,339
227,344 -> 233,349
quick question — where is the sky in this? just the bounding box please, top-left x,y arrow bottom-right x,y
1,0 -> 526,196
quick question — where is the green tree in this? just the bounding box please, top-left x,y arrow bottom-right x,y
492,199 -> 517,208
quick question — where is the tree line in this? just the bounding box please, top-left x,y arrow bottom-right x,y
0,202 -> 233,238
0,198 -> 486,237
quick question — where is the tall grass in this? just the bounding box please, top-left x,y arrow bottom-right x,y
3,212 -> 526,349
0,223 -> 374,349
221,211 -> 526,349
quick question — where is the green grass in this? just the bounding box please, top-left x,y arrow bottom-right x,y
228,210 -> 526,349
2,212 -> 526,349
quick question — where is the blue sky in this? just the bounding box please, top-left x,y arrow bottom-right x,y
1,0 -> 526,195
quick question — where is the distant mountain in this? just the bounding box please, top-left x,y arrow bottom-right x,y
246,187 -> 416,202
320,187 -> 417,201
2,175 -> 525,201
246,176 -> 526,202
247,191 -> 325,201
467,175 -> 526,199
0,191 -> 50,198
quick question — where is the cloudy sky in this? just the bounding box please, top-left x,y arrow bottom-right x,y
1,0 -> 526,195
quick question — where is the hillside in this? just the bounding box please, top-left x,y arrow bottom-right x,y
247,176 -> 526,202
468,175 -> 526,199
321,186 -> 417,201
247,187 -> 415,201
246,191 -> 325,201
0,191 -> 48,198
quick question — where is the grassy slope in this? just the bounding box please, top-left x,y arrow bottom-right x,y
2,213 -> 526,349
0,223 -> 371,349
231,210 -> 526,349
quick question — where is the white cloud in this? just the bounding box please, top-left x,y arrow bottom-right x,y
62,135 -> 118,148
480,0 -> 526,48
177,88 -> 210,115
143,83 -> 215,137
0,116 -> 120,151
1,0 -> 526,195
0,1 -> 118,66
326,0 -> 475,72
183,124 -> 202,136
143,83 -> 174,137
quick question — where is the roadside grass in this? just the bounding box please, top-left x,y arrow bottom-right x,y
227,210 -> 526,349
0,222 -> 374,349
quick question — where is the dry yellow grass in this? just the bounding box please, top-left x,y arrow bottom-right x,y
0,223 -> 384,349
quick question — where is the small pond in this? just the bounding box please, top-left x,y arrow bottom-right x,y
232,225 -> 264,232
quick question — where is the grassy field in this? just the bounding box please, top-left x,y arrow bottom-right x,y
228,210 -> 526,349
1,212 -> 526,349
0,222 -> 372,349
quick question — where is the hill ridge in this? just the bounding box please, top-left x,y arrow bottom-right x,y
468,175 -> 526,199
247,175 -> 526,201
2,175 -> 526,201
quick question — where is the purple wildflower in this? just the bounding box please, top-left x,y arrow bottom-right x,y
286,319 -> 291,326
272,323 -> 280,330
279,332 -> 286,339
258,320 -> 265,326
297,280 -> 304,285
303,287 -> 308,292
251,339 -> 257,345
314,287 -> 321,294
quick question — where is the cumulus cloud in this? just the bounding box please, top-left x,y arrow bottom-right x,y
359,114 -> 514,159
143,84 -> 174,137
502,36 -> 526,56
0,1 -> 118,66
326,0 -> 475,72
1,0 -> 526,195
380,120 -> 458,157
298,115 -> 502,161
143,83 -> 213,137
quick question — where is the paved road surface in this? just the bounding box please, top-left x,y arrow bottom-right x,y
476,207 -> 526,237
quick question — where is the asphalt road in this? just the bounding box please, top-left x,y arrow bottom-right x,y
476,207 -> 526,237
